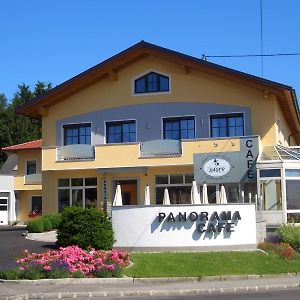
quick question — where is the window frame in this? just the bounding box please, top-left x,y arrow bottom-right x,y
63,122 -> 92,146
155,174 -> 194,204
162,116 -> 195,140
57,177 -> 98,212
31,195 -> 42,213
105,120 -> 137,144
209,113 -> 245,138
133,70 -> 171,95
26,160 -> 37,175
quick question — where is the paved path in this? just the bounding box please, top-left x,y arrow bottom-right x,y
0,226 -> 299,300
0,226 -> 56,269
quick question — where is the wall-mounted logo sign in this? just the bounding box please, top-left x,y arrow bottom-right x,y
203,158 -> 231,177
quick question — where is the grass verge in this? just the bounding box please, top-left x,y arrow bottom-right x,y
124,251 -> 300,278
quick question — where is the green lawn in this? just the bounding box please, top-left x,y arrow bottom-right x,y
124,251 -> 300,278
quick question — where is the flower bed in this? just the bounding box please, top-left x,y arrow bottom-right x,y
0,246 -> 130,280
258,242 -> 300,260
28,210 -> 42,218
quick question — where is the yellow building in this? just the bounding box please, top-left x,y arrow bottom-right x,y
2,41 -> 300,229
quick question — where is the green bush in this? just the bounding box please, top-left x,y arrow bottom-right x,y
20,268 -> 44,280
94,266 -> 123,278
0,267 -> 21,280
276,224 -> 300,251
42,217 -> 52,231
56,206 -> 114,250
27,213 -> 62,233
46,268 -> 70,279
27,218 -> 44,233
43,213 -> 61,229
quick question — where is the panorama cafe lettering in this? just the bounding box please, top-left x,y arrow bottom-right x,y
158,210 -> 241,234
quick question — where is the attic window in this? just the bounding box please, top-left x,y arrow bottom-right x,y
134,72 -> 169,94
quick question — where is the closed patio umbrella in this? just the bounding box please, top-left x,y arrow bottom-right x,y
191,180 -> 201,204
163,187 -> 171,205
219,184 -> 227,204
144,185 -> 150,205
113,183 -> 122,206
202,182 -> 208,204
241,190 -> 245,203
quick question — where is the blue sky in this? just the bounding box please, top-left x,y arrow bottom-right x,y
1,0 -> 300,101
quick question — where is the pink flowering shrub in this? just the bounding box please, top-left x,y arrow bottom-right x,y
16,246 -> 130,278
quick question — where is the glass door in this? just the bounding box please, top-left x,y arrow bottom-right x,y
207,184 -> 218,204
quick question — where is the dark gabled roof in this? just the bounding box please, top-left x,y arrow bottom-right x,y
15,41 -> 300,140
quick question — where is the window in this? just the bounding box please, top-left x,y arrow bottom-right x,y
261,180 -> 282,210
260,169 -> 281,178
63,123 -> 91,145
135,72 -> 169,94
286,180 -> 300,210
106,121 -> 136,143
26,160 -> 37,175
163,117 -> 195,140
155,174 -> 193,204
57,177 -> 97,212
286,169 -> 300,177
210,113 -> 244,137
31,196 -> 42,214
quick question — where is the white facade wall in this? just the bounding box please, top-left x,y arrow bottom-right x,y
0,175 -> 16,225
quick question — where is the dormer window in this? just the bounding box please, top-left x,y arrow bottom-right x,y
135,72 -> 169,94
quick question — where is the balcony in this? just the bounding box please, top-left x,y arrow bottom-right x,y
24,173 -> 42,185
140,139 -> 182,157
57,144 -> 95,161
42,137 -> 246,171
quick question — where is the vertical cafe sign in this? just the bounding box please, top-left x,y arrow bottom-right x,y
193,136 -> 259,184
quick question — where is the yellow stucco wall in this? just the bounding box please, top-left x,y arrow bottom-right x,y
14,149 -> 42,190
18,189 -> 42,221
42,55 -> 278,148
274,100 -> 294,146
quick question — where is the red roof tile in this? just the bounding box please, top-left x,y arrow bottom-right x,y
2,139 -> 42,151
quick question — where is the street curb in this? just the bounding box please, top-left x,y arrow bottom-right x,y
1,273 -> 299,285
3,283 -> 300,299
0,272 -> 300,285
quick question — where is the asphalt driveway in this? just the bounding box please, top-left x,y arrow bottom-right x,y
0,226 -> 56,269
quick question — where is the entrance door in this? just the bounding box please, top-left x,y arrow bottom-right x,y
0,197 -> 8,225
207,185 -> 218,204
115,180 -> 138,205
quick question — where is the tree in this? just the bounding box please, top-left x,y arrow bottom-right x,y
0,94 -> 12,166
0,82 -> 52,167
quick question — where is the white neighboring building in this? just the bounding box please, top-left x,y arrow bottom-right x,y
0,154 -> 17,225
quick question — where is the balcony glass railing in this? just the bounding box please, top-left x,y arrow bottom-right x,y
57,144 -> 95,161
140,139 -> 182,157
24,173 -> 42,185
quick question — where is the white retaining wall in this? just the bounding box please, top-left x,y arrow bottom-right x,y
112,204 -> 256,250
